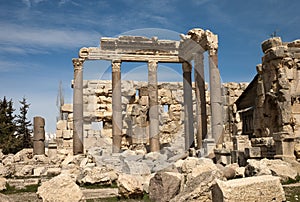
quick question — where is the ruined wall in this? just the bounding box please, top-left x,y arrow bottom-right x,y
254,38 -> 300,139
56,80 -> 247,153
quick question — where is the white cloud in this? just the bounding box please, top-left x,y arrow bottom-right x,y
0,23 -> 100,54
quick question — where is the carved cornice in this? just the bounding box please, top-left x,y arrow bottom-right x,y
72,58 -> 85,70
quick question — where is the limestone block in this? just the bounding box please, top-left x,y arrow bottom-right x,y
67,113 -> 73,121
212,175 -> 285,202
63,139 -> 73,148
0,177 -> 6,191
117,173 -> 144,198
62,130 -> 72,139
170,169 -> 224,202
67,121 -> 73,130
61,104 -> 73,113
149,172 -> 183,202
261,37 -> 282,53
98,96 -> 112,104
57,120 -> 67,130
138,96 -> 149,106
122,161 -> 151,175
101,128 -> 112,138
79,167 -> 118,185
37,174 -> 83,202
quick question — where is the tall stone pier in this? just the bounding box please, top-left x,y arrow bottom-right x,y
72,58 -> 84,154
112,60 -> 123,153
33,116 -> 45,155
182,61 -> 194,149
209,49 -> 223,143
148,60 -> 160,152
194,53 -> 207,148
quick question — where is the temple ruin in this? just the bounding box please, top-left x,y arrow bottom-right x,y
55,28 -> 300,162
63,28 -> 224,155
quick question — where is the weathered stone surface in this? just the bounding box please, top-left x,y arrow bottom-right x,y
79,166 -> 118,185
170,170 -> 224,202
37,174 -> 83,202
0,193 -> 13,202
245,159 -> 297,182
212,175 -> 285,202
149,171 -> 183,202
122,161 -> 151,175
0,177 -> 7,191
117,173 -> 144,198
0,164 -> 13,177
15,165 -> 34,177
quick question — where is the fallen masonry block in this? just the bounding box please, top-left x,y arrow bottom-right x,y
212,175 -> 285,202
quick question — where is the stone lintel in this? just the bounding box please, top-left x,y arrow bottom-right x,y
100,36 -> 179,54
79,47 -> 181,62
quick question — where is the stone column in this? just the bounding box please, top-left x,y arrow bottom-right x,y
72,58 -> 84,155
148,60 -> 160,152
33,116 -> 45,155
182,61 -> 194,150
194,53 -> 207,149
209,49 -> 223,143
112,60 -> 123,153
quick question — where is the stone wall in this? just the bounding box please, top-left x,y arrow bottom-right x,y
56,80 -> 248,154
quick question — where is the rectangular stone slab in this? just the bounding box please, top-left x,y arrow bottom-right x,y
212,175 -> 286,202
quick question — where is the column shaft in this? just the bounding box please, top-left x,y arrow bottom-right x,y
73,58 -> 84,155
194,53 -> 207,149
183,61 -> 194,150
148,60 -> 160,152
112,60 -> 122,153
209,50 -> 223,143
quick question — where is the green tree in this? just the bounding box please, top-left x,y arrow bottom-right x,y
16,97 -> 32,149
0,97 -> 19,154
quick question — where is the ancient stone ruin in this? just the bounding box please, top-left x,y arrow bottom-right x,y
3,28 -> 300,201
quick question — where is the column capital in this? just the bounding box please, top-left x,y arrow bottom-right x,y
208,48 -> 218,56
148,60 -> 158,72
182,61 -> 192,72
72,58 -> 85,70
112,60 -> 121,72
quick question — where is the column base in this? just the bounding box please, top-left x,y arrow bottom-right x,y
203,138 -> 216,155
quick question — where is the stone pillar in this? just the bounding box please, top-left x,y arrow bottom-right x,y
148,60 -> 160,152
72,58 -> 84,155
194,53 -> 207,149
182,61 -> 194,150
209,49 -> 223,143
33,116 -> 45,155
112,60 -> 123,153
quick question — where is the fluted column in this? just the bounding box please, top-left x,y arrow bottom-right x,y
148,60 -> 160,152
194,53 -> 207,149
72,58 -> 84,155
112,60 -> 123,153
209,49 -> 223,143
182,61 -> 194,150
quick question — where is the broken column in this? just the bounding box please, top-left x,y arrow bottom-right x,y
194,52 -> 207,148
148,60 -> 160,152
112,60 -> 123,153
182,61 -> 194,150
72,58 -> 84,155
33,116 -> 45,155
208,48 -> 223,143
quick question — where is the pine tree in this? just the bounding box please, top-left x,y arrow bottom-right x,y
0,97 -> 18,154
16,97 -> 32,149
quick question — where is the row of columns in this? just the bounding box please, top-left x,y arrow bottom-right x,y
72,50 -> 222,154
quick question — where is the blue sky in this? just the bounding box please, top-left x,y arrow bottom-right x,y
0,0 -> 299,133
